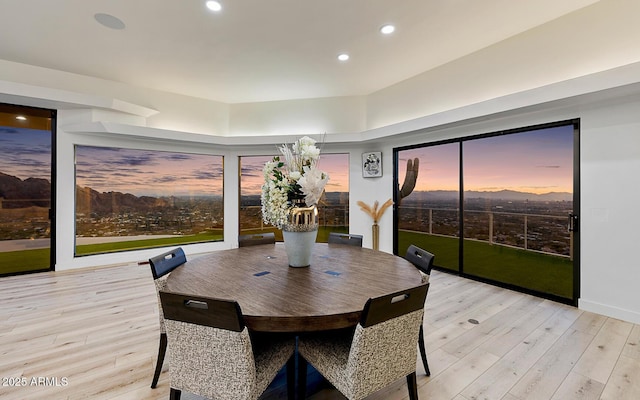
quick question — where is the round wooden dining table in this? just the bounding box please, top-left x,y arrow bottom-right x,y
165,242 -> 423,332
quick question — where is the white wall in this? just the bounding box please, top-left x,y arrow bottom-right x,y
347,146 -> 396,251
579,99 -> 640,323
229,96 -> 367,136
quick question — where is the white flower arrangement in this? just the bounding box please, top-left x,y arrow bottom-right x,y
261,136 -> 329,229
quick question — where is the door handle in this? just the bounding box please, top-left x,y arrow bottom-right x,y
568,213 -> 578,232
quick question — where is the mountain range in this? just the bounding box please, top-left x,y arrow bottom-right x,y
0,172 -> 50,206
0,171 -> 572,212
407,189 -> 572,202
75,186 -> 171,215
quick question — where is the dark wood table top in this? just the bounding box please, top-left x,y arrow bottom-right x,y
166,243 -> 423,332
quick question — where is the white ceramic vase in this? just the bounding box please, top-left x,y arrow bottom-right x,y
282,229 -> 318,267
283,200 -> 318,267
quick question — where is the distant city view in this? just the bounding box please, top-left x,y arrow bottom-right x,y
399,190 -> 572,256
1,168 -> 572,255
75,190 -> 224,240
1,172 -> 570,258
240,191 -> 349,231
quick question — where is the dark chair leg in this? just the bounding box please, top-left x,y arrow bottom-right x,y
418,325 -> 430,376
406,372 -> 418,400
169,387 -> 181,400
151,332 -> 167,388
297,355 -> 308,400
286,355 -> 295,400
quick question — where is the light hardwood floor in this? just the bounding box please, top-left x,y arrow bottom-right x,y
1,263 -> 639,400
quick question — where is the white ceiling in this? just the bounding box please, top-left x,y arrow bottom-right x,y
0,0 -> 598,104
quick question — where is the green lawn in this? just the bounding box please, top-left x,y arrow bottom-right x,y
3,228 -> 571,300
240,226 -> 349,243
1,231 -> 223,275
0,248 -> 51,275
75,230 -> 225,256
398,231 -> 573,300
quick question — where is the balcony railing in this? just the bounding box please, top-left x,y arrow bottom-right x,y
398,206 -> 573,259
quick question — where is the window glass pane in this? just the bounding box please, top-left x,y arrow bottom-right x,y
397,144 -> 460,271
0,106 -> 52,275
239,155 -> 278,238
318,153 -> 350,241
239,153 -> 349,242
462,126 -> 574,298
75,145 -> 223,256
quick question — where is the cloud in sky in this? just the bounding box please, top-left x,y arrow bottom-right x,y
75,146 -> 223,197
192,169 -> 224,180
0,127 -> 51,181
113,154 -> 155,167
0,127 -> 21,135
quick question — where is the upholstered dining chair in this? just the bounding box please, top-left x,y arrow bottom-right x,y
238,232 -> 276,247
159,291 -> 296,400
148,247 -> 187,388
405,244 -> 435,376
327,232 -> 363,247
297,284 -> 429,400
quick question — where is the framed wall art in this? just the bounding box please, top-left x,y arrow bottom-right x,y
362,151 -> 382,178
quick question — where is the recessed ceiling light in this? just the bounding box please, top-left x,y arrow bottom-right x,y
206,1 -> 222,12
94,13 -> 126,30
15,115 -> 27,121
337,53 -> 350,62
380,24 -> 395,35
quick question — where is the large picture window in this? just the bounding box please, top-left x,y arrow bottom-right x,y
239,153 -> 349,242
75,145 -> 223,256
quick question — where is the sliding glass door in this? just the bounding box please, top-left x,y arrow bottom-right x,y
0,104 -> 55,276
395,121 -> 579,304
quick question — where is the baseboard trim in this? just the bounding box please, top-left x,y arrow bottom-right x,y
579,298 -> 640,324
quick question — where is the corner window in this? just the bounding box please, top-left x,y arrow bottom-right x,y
239,153 -> 349,242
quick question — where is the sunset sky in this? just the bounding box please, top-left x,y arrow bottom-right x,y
398,125 -> 574,195
75,146 -> 224,197
240,153 -> 349,196
75,147 -> 350,197
2,124 -> 572,197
